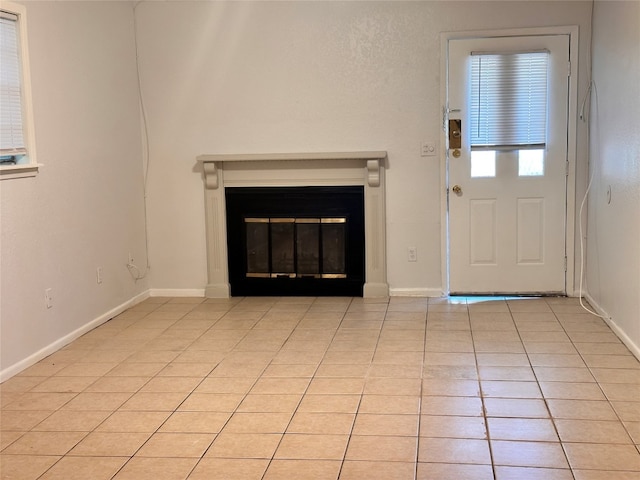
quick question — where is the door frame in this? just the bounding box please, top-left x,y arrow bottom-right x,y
440,26 -> 580,296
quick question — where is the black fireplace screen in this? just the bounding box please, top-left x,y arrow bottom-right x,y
245,217 -> 346,278
225,186 -> 365,296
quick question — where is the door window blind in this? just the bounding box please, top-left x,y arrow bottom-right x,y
469,51 -> 549,150
0,11 -> 26,156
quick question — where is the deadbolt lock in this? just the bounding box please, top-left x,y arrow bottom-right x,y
448,119 -> 462,149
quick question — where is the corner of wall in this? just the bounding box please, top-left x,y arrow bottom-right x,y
584,293 -> 640,362
0,290 -> 150,383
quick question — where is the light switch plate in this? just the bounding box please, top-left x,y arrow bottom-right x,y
421,142 -> 436,157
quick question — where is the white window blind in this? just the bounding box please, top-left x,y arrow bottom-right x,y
0,11 -> 26,156
469,51 -> 549,150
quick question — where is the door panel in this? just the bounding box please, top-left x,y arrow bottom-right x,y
469,199 -> 497,265
448,35 -> 569,294
517,198 -> 545,264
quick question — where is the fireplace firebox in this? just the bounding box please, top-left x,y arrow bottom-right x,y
225,186 -> 365,296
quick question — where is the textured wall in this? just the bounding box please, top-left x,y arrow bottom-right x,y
0,2 -> 148,377
135,1 -> 593,294
586,1 -> 640,354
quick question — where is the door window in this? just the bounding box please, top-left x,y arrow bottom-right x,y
470,150 -> 496,178
518,149 -> 545,176
469,51 -> 549,150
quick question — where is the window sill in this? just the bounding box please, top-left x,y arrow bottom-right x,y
0,163 -> 41,180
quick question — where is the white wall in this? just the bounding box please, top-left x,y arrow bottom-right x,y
0,1 -> 148,379
3,1 -> 635,379
136,1 -> 592,295
586,1 -> 640,355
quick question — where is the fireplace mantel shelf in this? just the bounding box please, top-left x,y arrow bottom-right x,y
197,151 -> 387,163
197,151 -> 387,189
197,151 -> 388,298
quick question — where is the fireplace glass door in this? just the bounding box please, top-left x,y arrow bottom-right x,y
245,217 -> 346,279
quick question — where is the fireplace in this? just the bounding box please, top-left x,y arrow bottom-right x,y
197,151 -> 388,298
225,186 -> 365,296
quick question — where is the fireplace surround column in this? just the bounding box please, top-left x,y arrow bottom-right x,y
197,151 -> 389,298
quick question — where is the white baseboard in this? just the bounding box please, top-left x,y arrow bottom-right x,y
363,282 -> 390,298
389,288 -> 444,298
153,287 -> 448,299
0,291 -> 150,383
149,288 -> 206,298
584,293 -> 640,361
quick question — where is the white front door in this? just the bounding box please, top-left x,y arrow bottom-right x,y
448,35 -> 570,294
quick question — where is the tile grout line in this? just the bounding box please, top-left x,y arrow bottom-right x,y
334,297 -> 388,480
549,300 -> 638,458
176,297 -> 263,478
257,297 -> 341,480
506,297 -> 575,477
466,297 -> 500,480
2,296 -> 638,478
413,305 -> 429,480
85,296 -> 218,480
34,296 -> 184,479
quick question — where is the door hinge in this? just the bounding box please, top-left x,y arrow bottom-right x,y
567,61 -> 571,77
564,256 -> 568,272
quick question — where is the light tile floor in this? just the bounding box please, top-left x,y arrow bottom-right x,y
1,296 -> 639,480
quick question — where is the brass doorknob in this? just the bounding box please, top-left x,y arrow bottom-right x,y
452,185 -> 462,195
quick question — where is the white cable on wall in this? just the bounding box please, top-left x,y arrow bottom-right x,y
128,0 -> 151,282
578,82 -> 606,319
576,0 -> 606,319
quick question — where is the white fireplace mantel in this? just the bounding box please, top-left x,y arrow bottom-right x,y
196,151 -> 389,298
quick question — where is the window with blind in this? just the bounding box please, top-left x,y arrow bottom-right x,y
468,50 -> 549,178
1,2 -> 37,178
469,51 -> 549,151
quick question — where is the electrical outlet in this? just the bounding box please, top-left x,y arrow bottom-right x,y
96,267 -> 103,284
45,288 -> 53,309
408,247 -> 417,262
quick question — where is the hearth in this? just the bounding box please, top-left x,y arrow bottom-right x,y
226,186 -> 365,296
